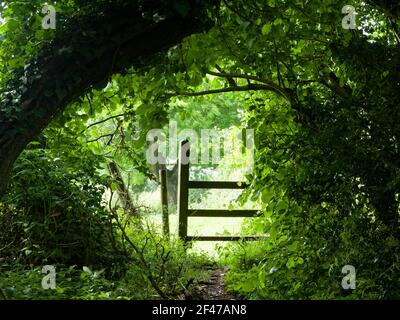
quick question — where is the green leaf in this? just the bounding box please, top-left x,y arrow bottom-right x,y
288,242 -> 298,252
82,266 -> 92,274
286,257 -> 296,269
262,23 -> 272,35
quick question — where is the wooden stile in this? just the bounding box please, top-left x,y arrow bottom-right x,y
177,140 -> 263,242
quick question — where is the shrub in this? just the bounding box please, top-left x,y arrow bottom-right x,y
0,147 -> 124,269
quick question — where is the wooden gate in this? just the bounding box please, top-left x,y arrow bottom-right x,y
177,140 -> 260,242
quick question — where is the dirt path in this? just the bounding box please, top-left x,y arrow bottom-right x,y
189,267 -> 235,300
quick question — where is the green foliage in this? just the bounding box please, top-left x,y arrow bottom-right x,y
0,265 -> 120,300
122,225 -> 212,298
224,204 -> 400,299
208,0 -> 400,300
0,146 -> 122,268
0,228 -> 212,300
1,0 -> 400,301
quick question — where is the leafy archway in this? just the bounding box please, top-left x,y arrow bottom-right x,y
0,0 -> 219,194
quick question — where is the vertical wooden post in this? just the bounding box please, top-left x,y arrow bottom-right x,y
178,140 -> 190,241
159,168 -> 170,239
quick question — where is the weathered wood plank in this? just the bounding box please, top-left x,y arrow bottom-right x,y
178,140 -> 190,240
188,209 -> 259,217
188,180 -> 249,189
159,168 -> 170,238
177,140 -> 264,242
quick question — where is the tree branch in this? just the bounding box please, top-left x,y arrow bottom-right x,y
81,113 -> 126,133
321,72 -> 353,99
0,5 -> 211,196
86,133 -> 114,143
206,70 -> 275,86
204,72 -> 290,100
168,83 -> 289,100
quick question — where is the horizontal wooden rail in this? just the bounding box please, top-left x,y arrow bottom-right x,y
178,140 -> 264,243
188,209 -> 259,217
188,181 -> 249,189
186,236 -> 265,241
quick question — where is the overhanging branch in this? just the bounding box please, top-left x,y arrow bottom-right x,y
81,113 -> 126,134
168,83 -> 290,100
205,70 -> 289,99
0,3 -> 212,195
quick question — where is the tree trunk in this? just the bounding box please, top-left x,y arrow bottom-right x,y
108,161 -> 139,220
0,6 -> 210,196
